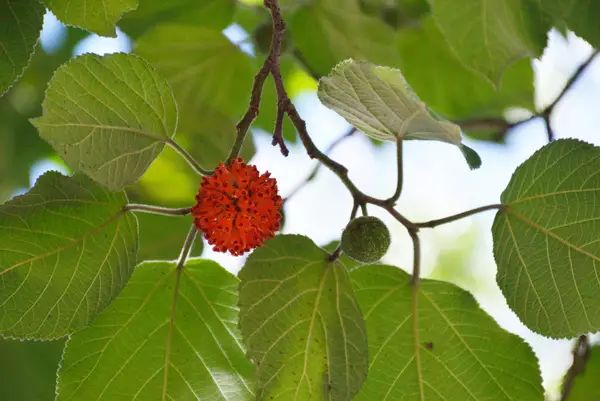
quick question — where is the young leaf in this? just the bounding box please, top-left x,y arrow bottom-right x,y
57,260 -> 254,401
351,265 -> 544,401
238,235 -> 368,401
0,0 -> 44,96
318,59 -> 481,169
43,0 -> 138,37
427,0 -> 548,84
31,53 -> 178,191
0,172 -> 138,340
493,139 -> 600,338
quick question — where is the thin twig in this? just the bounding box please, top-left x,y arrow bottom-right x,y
177,225 -> 198,269
272,102 -> 289,156
387,139 -> 403,203
415,204 -> 503,228
166,139 -> 212,175
124,204 -> 192,217
456,50 -> 599,142
560,335 -> 591,401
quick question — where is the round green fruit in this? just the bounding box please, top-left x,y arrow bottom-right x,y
341,216 -> 391,263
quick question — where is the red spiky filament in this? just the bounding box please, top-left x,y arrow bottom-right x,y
192,158 -> 282,256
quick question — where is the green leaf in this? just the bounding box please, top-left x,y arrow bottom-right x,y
137,214 -> 202,261
43,0 -> 138,37
0,0 -> 44,96
397,17 -> 535,121
351,264 -> 544,401
0,338 -> 65,401
31,53 -> 178,191
318,59 -> 481,169
569,345 -> 600,400
493,139 -> 600,338
135,25 -> 255,126
120,0 -> 235,38
57,259 -> 254,401
0,171 -> 138,339
427,0 -> 548,84
238,235 -> 368,401
291,0 -> 401,77
539,1 -> 600,49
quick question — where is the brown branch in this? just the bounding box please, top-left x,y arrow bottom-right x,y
415,204 -> 504,228
560,335 -> 591,401
225,0 -> 288,164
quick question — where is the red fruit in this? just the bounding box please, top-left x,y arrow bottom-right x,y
192,158 -> 282,256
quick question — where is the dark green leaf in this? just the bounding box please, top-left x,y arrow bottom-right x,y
238,235 -> 368,401
0,172 -> 138,339
120,0 -> 235,38
352,264 -> 544,401
0,0 -> 44,96
539,1 -> 600,49
427,0 -> 548,84
135,25 -> 255,126
493,139 -> 600,338
32,53 -> 178,191
43,0 -> 138,37
0,337 -> 65,401
57,259 -> 254,401
397,17 -> 534,120
291,0 -> 400,77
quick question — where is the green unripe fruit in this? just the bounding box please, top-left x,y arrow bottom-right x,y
341,216 -> 390,263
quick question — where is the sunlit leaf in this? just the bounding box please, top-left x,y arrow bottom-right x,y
57,259 -> 254,401
427,0 -> 548,84
0,172 -> 138,339
238,235 -> 368,401
318,59 -> 481,168
32,53 -> 178,191
0,337 -> 65,401
493,139 -> 600,338
43,0 -> 138,37
351,264 -> 544,401
0,0 -> 44,96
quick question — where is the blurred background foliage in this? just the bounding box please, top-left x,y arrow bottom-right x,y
1,0 -> 599,399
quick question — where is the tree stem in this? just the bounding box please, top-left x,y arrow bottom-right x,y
124,204 -> 192,217
167,139 -> 212,175
560,335 -> 591,401
177,225 -> 198,270
415,204 -> 503,228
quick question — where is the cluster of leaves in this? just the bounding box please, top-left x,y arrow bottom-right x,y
1,0 -> 600,401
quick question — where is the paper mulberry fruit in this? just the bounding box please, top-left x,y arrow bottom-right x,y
192,158 -> 282,256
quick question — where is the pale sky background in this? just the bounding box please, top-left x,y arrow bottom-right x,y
34,12 -> 600,399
